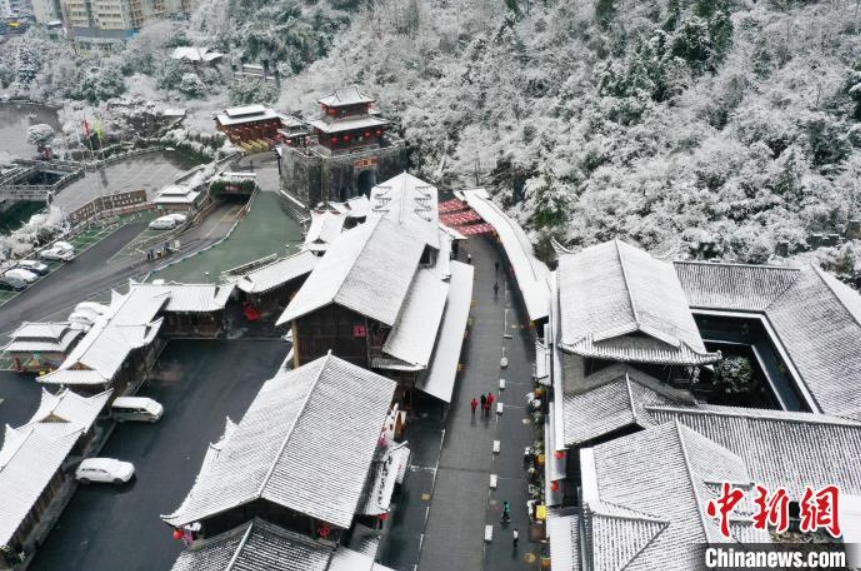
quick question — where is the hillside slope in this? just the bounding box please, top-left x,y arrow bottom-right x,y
270,0 -> 861,281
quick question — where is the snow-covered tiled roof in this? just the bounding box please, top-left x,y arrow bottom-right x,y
10,322 -> 72,340
318,86 -> 375,107
369,173 -> 440,250
170,518 -> 332,571
163,354 -> 396,530
0,422 -> 82,548
39,318 -> 163,387
170,47 -> 223,62
26,388 -> 111,433
236,251 -> 318,295
561,365 -> 692,447
277,217 -> 425,327
415,261 -> 475,403
547,511 -> 580,571
155,191 -> 201,205
381,269 -> 449,369
217,106 -> 280,127
460,188 -> 550,322
305,211 -> 346,252
646,404 -> 861,498
5,325 -> 82,354
674,261 -> 800,312
128,281 -> 234,313
579,422 -> 769,570
308,116 -> 389,135
557,240 -> 718,366
675,261 -> 861,419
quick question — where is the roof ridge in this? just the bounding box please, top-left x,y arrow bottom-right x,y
332,217 -> 384,305
811,265 -> 861,329
615,239 -> 641,330
674,260 -> 802,271
224,519 -> 255,571
646,403 -> 861,428
256,353 -> 332,499
625,372 -> 639,423
674,421 -> 714,544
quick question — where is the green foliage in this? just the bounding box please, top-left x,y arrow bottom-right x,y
69,64 -> 127,103
178,73 -> 207,98
712,355 -> 755,394
595,0 -> 616,28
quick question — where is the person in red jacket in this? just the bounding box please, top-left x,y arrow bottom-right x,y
470,397 -> 478,415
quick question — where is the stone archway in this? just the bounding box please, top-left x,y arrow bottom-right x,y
357,169 -> 376,197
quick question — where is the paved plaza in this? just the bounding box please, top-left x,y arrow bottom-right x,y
55,151 -> 201,212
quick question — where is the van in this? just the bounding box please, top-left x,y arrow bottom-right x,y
149,215 -> 179,231
111,397 -> 164,423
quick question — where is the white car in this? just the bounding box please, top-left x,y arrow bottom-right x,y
53,241 -> 75,252
149,215 -> 181,230
4,268 -> 38,283
40,247 -> 75,262
17,260 -> 49,275
76,458 -> 135,485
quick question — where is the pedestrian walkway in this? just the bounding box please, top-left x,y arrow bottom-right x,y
414,236 -> 541,571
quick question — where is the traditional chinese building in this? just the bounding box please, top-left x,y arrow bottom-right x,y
215,105 -> 283,145
235,250 -> 318,315
162,354 -> 407,549
36,281 -> 233,395
276,176 -> 475,408
4,322 -> 84,373
279,87 -> 406,207
0,389 -> 111,567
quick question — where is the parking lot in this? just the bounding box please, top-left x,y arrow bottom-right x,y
29,338 -> 289,571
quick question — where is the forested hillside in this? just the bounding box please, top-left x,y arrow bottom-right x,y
3,0 -> 861,282
269,0 -> 861,282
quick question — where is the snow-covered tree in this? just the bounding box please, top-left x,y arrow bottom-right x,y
26,124 -> 55,154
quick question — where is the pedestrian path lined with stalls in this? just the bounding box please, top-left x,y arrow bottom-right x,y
415,236 -> 541,571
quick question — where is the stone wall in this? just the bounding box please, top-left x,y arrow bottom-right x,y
280,140 -> 406,208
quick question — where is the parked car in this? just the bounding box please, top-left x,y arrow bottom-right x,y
111,397 -> 164,423
0,276 -> 26,291
5,268 -> 38,284
40,247 -> 74,262
53,241 -> 75,252
16,259 -> 49,275
149,215 -> 181,230
75,458 -> 135,485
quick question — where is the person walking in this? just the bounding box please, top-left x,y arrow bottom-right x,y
480,394 -> 487,412
467,252 -> 472,264
501,501 -> 511,524
470,397 -> 478,415
493,282 -> 499,297
487,392 -> 495,410
513,528 -> 519,548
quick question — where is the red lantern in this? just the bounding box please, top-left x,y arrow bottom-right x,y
554,450 -> 565,460
172,529 -> 183,540
329,108 -> 337,117
342,135 -> 350,142
286,139 -> 292,145
378,513 -> 389,521
376,129 -> 383,136
364,131 -> 371,138
331,136 -> 339,145
550,481 -> 560,492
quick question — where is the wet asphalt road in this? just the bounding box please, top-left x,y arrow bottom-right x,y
29,339 -> 289,571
